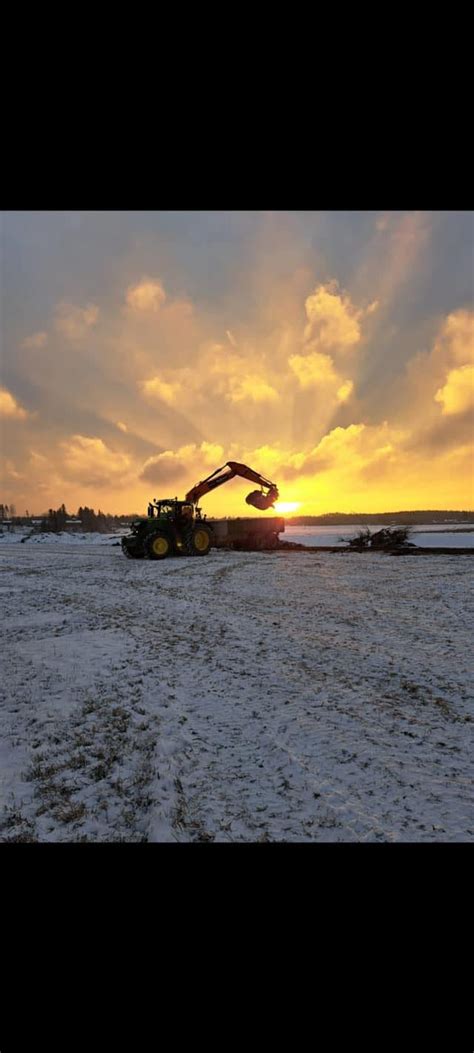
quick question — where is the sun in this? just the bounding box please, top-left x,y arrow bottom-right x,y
274,501 -> 301,514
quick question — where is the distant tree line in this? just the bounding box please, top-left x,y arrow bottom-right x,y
0,503 -> 139,533
288,510 -> 474,525
47,505 -> 139,533
0,503 -> 16,519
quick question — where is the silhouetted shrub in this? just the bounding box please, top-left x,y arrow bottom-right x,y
343,527 -> 414,550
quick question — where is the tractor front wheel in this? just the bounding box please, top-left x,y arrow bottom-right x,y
121,539 -> 143,559
145,532 -> 172,560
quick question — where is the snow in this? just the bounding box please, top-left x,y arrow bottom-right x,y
1,537 -> 473,841
0,529 -> 122,546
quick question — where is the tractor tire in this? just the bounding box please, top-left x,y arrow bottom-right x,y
121,539 -> 143,559
187,525 -> 212,556
145,532 -> 172,560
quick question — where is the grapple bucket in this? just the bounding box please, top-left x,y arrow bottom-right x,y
245,486 -> 279,510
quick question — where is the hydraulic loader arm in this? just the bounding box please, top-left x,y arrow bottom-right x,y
185,461 -> 279,510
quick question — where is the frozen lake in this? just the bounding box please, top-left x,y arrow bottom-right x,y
284,524 -> 474,548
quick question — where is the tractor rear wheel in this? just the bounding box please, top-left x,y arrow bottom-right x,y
145,532 -> 172,560
188,525 -> 212,556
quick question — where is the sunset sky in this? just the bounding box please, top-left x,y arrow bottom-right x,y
1,210 -> 473,516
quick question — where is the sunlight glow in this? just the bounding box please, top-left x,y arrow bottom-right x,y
274,501 -> 301,514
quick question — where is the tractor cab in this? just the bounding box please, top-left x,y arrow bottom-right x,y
147,499 -> 195,521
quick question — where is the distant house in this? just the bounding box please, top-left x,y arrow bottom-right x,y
65,518 -> 82,532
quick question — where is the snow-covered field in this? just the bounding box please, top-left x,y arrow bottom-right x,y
1,535 -> 473,841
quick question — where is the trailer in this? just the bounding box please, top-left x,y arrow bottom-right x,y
205,517 -> 285,550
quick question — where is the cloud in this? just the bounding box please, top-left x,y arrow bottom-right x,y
336,380 -> 353,403
404,309 -> 473,416
140,375 -> 182,406
283,283 -> 371,438
303,281 -> 364,352
29,450 -> 49,467
1,457 -> 24,480
351,212 -> 431,321
140,441 -> 224,488
21,331 -> 48,349
140,343 -> 281,413
60,435 -> 131,487
433,309 -> 473,366
289,351 -> 338,388
140,452 -> 187,486
198,441 -> 225,465
125,278 -> 166,313
226,374 -> 279,404
0,388 -> 29,419
278,422 -> 404,482
404,408 -> 473,455
55,301 -> 99,340
435,364 -> 474,415
202,344 -> 281,405
288,351 -> 354,426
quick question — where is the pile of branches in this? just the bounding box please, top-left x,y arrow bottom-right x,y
343,527 -> 415,551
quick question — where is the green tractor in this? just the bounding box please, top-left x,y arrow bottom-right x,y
121,499 -> 213,560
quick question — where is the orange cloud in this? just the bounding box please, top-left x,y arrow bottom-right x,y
435,365 -> 474,415
0,388 -> 29,419
1,457 -> 24,480
140,441 -> 225,487
274,422 -> 405,482
289,351 -> 337,388
140,339 -> 281,413
288,350 -> 354,412
140,376 -> 182,406
399,308 -> 474,429
303,281 -> 364,352
226,374 -> 279,404
336,380 -> 354,403
21,331 -> 48,349
60,435 -> 131,486
140,451 -> 187,486
55,301 -> 99,340
125,278 -> 166,313
434,309 -> 473,366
